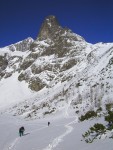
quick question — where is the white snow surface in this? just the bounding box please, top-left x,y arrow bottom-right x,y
0,73 -> 36,110
0,114 -> 113,150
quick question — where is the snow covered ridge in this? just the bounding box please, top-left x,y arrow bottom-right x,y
0,15 -> 113,120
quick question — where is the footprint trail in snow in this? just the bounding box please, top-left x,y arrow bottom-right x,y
43,118 -> 77,150
4,137 -> 19,150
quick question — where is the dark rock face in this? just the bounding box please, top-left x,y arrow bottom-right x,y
37,15 -> 61,41
37,15 -> 84,42
0,56 -> 8,71
30,15 -> 84,57
29,77 -> 46,91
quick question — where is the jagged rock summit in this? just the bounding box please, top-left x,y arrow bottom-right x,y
37,15 -> 84,41
38,15 -> 61,40
0,15 -> 113,120
31,15 -> 84,54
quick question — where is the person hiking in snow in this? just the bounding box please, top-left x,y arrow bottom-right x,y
48,122 -> 50,126
19,126 -> 25,137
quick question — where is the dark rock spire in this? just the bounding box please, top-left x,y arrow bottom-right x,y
37,15 -> 61,40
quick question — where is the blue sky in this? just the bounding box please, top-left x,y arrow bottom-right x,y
0,0 -> 113,47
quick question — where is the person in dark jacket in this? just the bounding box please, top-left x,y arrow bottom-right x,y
48,122 -> 50,126
19,126 -> 25,137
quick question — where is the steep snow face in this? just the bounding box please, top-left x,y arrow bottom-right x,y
0,73 -> 36,111
0,16 -> 113,120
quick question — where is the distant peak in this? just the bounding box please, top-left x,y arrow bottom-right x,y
45,15 -> 56,20
37,15 -> 61,40
44,15 -> 60,28
37,15 -> 85,42
45,15 -> 58,23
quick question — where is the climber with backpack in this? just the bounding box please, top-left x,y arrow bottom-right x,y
19,126 -> 25,137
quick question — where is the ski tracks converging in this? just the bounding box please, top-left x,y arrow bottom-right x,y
43,117 -> 77,150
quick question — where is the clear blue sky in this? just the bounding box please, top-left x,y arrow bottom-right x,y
0,0 -> 113,47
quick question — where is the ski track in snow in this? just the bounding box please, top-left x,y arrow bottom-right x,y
41,92 -> 78,150
4,126 -> 48,150
3,117 -> 77,150
3,92 -> 77,150
43,117 -> 77,150
4,137 -> 19,150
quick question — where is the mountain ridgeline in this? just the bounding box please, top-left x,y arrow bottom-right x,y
0,15 -> 113,119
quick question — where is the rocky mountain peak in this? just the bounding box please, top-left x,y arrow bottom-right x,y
45,15 -> 59,26
0,15 -> 113,122
37,15 -> 61,40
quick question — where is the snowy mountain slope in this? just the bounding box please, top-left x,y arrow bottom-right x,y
5,41 -> 113,119
0,15 -> 113,120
